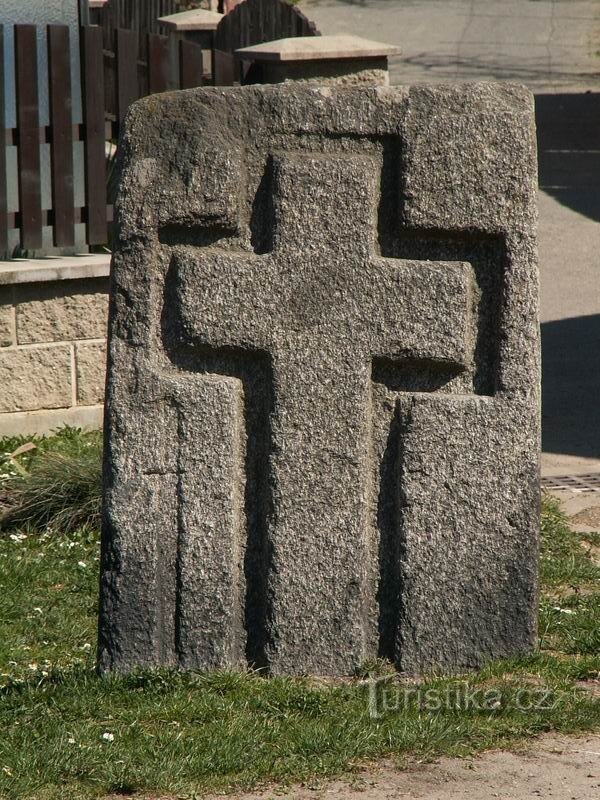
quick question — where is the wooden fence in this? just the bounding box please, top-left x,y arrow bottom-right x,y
0,23 -> 204,258
103,27 -> 205,123
96,0 -> 197,38
92,0 -> 320,86
1,2 -> 320,257
0,24 -> 106,254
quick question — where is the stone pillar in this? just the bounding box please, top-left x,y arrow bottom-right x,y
236,34 -> 400,86
158,8 -> 223,81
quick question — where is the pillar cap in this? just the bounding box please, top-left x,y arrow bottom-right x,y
235,34 -> 400,63
158,9 -> 224,32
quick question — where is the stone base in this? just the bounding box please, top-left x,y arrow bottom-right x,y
247,57 -> 390,86
0,404 -> 104,437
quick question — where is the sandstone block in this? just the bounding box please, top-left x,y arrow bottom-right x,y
0,291 -> 13,347
0,346 -> 72,412
16,278 -> 109,345
76,341 -> 107,406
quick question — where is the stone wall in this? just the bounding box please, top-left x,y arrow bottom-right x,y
0,258 -> 110,436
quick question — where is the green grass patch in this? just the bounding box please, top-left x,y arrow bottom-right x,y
539,496 -> 600,656
0,431 -> 597,799
540,494 -> 600,590
0,427 -> 102,534
0,527 -> 98,686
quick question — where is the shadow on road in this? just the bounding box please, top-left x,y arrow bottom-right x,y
536,92 -> 600,223
542,314 -> 600,459
537,93 -> 599,463
397,52 -> 598,87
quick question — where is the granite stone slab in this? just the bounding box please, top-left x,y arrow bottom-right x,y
99,83 -> 539,676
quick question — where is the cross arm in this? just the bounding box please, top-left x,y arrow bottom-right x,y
362,257 -> 475,370
169,248 -> 278,351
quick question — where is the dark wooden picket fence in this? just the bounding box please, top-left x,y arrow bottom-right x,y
96,0 -> 196,39
103,27 -> 205,123
1,1 -> 320,258
0,23 -> 204,258
0,24 -> 106,255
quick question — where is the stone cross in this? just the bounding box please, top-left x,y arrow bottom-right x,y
169,152 -> 471,674
99,84 -> 540,677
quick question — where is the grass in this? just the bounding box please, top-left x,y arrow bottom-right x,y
539,496 -> 600,658
0,431 -> 598,799
0,427 -> 102,534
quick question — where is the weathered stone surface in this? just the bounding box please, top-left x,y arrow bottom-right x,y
75,341 -> 107,405
394,396 -> 539,673
0,346 -> 72,412
252,59 -> 390,87
100,84 -> 540,676
0,290 -> 14,347
16,278 -> 109,344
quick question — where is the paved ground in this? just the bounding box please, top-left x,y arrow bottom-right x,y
556,485 -> 600,529
302,0 -> 600,91
537,91 -> 600,477
301,0 -> 600,477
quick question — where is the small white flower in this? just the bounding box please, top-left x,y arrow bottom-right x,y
28,663 -> 37,671
102,732 -> 115,743
552,606 -> 576,615
77,561 -> 87,568
68,738 -> 76,745
81,643 -> 92,652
